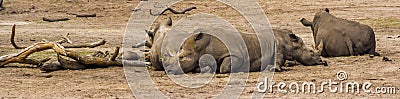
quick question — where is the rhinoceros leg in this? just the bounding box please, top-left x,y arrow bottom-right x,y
345,38 -> 355,55
194,55 -> 217,73
284,61 -> 297,67
315,40 -> 324,56
220,56 -> 244,74
272,52 -> 284,72
219,57 -> 232,74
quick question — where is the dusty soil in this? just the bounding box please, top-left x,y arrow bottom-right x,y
0,0 -> 399,98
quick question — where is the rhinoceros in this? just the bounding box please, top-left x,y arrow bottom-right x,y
162,27 -> 325,74
300,8 -> 379,57
132,18 -> 172,48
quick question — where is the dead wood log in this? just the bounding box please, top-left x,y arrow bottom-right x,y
10,25 -> 106,49
0,42 -> 67,67
10,24 -> 24,49
63,39 -> 106,48
109,47 -> 119,61
76,13 -> 96,17
150,6 -> 197,16
40,48 -> 120,72
40,54 -> 87,72
1,40 -> 123,70
43,17 -> 70,22
2,27 -> 143,71
65,50 -> 122,67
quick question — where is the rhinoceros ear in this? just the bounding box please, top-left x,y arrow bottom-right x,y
195,33 -> 204,41
288,34 -> 299,42
145,30 -> 154,38
166,17 -> 172,26
300,18 -> 312,27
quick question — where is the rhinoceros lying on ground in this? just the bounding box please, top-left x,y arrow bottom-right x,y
162,27 -> 325,74
300,8 -> 379,57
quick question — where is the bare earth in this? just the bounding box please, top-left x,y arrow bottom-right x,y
0,0 -> 399,98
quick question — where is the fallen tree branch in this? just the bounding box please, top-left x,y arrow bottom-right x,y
150,6 -> 197,16
63,39 -> 106,48
2,26 -> 143,71
62,49 -> 122,68
1,40 -> 144,71
43,17 -> 70,22
10,25 -> 106,49
0,42 -> 67,67
40,48 -> 122,72
109,47 -> 119,61
76,13 -> 96,17
10,24 -> 24,49
1,41 -> 123,70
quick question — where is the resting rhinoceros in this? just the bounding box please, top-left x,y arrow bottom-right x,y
162,27 -> 325,74
300,8 -> 379,57
132,18 -> 172,48
130,19 -> 171,70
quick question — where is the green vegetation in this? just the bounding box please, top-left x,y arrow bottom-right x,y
28,51 -> 93,59
359,18 -> 400,28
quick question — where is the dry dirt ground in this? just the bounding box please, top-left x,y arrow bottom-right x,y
0,0 -> 399,98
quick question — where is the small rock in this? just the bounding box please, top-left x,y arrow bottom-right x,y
123,51 -> 140,60
387,36 -> 393,38
37,74 -> 53,78
30,5 -> 35,10
132,8 -> 141,12
369,55 -> 374,58
311,79 -> 316,82
23,73 -> 32,76
40,60 -> 62,72
383,57 -> 392,61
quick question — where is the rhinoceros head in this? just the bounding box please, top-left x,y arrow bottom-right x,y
288,34 -> 324,66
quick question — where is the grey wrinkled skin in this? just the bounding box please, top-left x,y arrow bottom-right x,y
300,8 -> 379,57
149,24 -> 170,71
274,29 -> 325,67
165,28 -> 324,74
131,21 -> 170,70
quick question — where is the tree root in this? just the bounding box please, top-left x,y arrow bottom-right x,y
76,13 -> 97,17
150,6 -> 197,16
43,17 -> 70,22
10,25 -> 106,49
